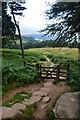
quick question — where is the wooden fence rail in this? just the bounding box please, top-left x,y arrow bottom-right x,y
25,62 -> 70,81
36,62 -> 70,81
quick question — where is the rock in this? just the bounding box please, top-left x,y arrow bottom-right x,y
2,107 -> 11,118
33,91 -> 48,97
44,83 -> 53,88
41,104 -> 47,109
21,94 -> 27,97
11,103 -> 26,111
40,87 -> 49,93
2,107 -> 21,119
55,91 -> 80,118
23,98 -> 28,102
43,96 -> 50,103
0,107 -> 2,120
23,96 -> 41,105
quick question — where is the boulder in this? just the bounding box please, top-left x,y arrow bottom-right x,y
55,91 -> 80,118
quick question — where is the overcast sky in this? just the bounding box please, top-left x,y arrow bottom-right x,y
17,0 -> 56,34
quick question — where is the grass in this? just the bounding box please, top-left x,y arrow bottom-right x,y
2,48 -> 47,95
1,47 -> 79,95
19,103 -> 37,119
46,107 -> 55,120
2,91 -> 32,107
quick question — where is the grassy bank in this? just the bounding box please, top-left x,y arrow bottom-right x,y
1,48 -> 79,95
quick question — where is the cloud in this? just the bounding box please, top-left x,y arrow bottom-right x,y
18,0 -> 56,34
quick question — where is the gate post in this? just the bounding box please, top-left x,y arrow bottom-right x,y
36,63 -> 39,76
40,65 -> 42,77
56,64 -> 60,80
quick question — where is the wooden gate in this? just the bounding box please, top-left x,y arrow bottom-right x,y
36,63 -> 70,80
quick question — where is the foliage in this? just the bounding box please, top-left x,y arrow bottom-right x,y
42,2 -> 80,43
2,48 -> 78,95
46,107 -> 55,120
2,49 -> 46,95
53,79 -> 60,84
2,2 -> 16,48
2,91 -> 32,107
48,54 -> 78,68
67,69 -> 80,92
11,37 -> 79,49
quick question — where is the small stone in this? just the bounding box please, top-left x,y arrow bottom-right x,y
43,96 -> 50,103
23,99 -> 28,102
41,104 -> 47,109
33,91 -> 48,97
23,96 -> 41,105
37,114 -> 40,117
11,103 -> 26,111
31,96 -> 42,102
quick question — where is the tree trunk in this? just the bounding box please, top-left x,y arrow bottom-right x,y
12,12 -> 26,66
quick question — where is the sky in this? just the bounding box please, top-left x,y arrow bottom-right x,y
17,0 -> 56,35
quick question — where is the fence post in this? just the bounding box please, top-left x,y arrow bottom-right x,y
36,63 -> 39,76
56,64 -> 60,80
40,65 -> 42,77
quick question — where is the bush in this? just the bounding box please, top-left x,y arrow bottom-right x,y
51,55 -> 78,68
40,57 -> 46,61
47,54 -> 53,59
2,65 -> 38,95
67,69 -> 80,92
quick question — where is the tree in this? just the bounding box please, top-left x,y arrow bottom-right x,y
42,2 -> 80,44
9,2 -> 26,66
42,2 -> 80,85
2,2 -> 16,48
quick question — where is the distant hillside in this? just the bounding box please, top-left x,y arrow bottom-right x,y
22,33 -> 56,40
16,36 -> 43,44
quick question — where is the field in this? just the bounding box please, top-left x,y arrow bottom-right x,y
1,47 -> 79,95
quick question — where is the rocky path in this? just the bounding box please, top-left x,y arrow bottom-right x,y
32,81 -> 70,119
1,81 -> 70,119
1,56 -> 70,119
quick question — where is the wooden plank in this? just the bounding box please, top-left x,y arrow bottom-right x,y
41,76 -> 56,79
60,71 -> 66,74
41,69 -> 57,73
41,66 -> 57,69
26,63 -> 36,67
42,73 -> 56,76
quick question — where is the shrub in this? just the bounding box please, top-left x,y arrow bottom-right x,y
67,69 -> 80,92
